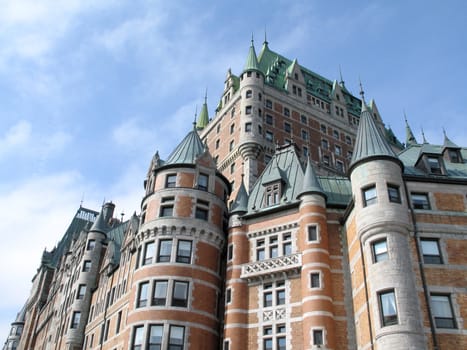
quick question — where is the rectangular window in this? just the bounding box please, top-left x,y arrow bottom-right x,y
143,241 -> 155,265
70,311 -> 81,329
320,124 -> 327,133
323,155 -> 330,166
431,294 -> 456,328
335,145 -> 341,156
265,131 -> 274,142
372,239 -> 388,262
172,281 -> 189,307
229,140 -> 234,151
131,326 -> 144,350
166,174 -> 177,188
301,114 -> 307,124
448,149 -> 460,163
264,338 -> 273,350
388,184 -> 401,203
283,232 -> 292,255
310,273 -> 320,288
308,225 -> 318,242
215,139 -> 220,149
157,240 -> 172,262
245,106 -> 252,115
379,290 -> 398,326
256,239 -> 265,261
230,124 -> 235,134
269,236 -> 278,258
284,107 -> 290,117
303,146 -> 309,157
148,324 -> 163,349
345,135 -> 352,145
198,173 -> 209,191
245,122 -> 252,132
86,239 -> 96,251
411,193 -> 431,210
301,130 -> 308,140
227,244 -> 233,261
176,240 -> 192,263
263,290 -> 273,307
276,289 -> 285,305
427,156 -> 442,174
266,114 -> 273,125
195,207 -> 208,221
77,284 -> 86,300
226,288 -> 232,304
137,282 -> 149,308
336,160 -> 344,173
160,205 -> 174,217
321,139 -> 328,149
333,130 -> 339,139
224,340 -> 230,350
266,99 -> 272,108
420,238 -> 442,264
152,280 -> 168,306
284,122 -> 291,133
115,311 -> 122,334
313,329 -> 323,345
83,260 -> 91,272
104,319 -> 110,341
265,184 -> 280,206
363,185 -> 377,206
168,325 -> 185,350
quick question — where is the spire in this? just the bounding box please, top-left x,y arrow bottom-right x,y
298,157 -> 326,200
196,90 -> 209,130
404,113 -> 418,146
339,65 -> 346,88
421,128 -> 428,144
243,36 -> 260,72
350,86 -> 400,172
165,124 -> 205,165
231,173 -> 249,214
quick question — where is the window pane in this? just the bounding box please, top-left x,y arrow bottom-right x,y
149,325 -> 163,350
176,240 -> 192,263
364,186 -> 377,206
172,281 -> 189,307
263,339 -> 273,350
308,226 -> 318,241
412,193 -> 430,209
132,326 -> 144,350
431,295 -> 455,328
276,290 -> 285,305
373,240 -> 388,262
313,330 -> 323,345
277,337 -> 286,350
152,281 -> 168,306
257,248 -> 265,261
283,242 -> 292,256
143,242 -> 155,265
388,186 -> 401,203
169,326 -> 184,349
264,292 -> 273,307
198,174 -> 208,191
158,240 -> 172,262
380,290 -> 398,326
137,282 -> 149,307
421,240 -> 439,255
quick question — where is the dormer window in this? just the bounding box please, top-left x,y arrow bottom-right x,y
427,156 -> 442,174
265,183 -> 281,206
448,149 -> 461,163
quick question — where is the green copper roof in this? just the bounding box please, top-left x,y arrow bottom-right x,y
350,100 -> 399,171
443,130 -> 459,149
244,39 -> 261,72
231,175 -> 249,214
165,124 -> 205,165
196,94 -> 209,130
405,117 -> 418,146
298,157 -> 326,199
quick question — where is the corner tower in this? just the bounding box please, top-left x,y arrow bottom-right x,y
129,123 -> 230,349
347,92 -> 425,349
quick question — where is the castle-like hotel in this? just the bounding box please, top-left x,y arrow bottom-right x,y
4,39 -> 467,350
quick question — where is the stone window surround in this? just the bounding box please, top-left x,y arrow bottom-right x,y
135,277 -> 192,309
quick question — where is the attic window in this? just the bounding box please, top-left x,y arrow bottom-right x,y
427,156 -> 443,175
265,183 -> 281,206
448,149 -> 461,163
294,73 -> 298,80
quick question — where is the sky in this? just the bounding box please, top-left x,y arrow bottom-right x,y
1,0 -> 467,339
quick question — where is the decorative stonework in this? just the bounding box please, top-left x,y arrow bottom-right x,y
241,253 -> 301,280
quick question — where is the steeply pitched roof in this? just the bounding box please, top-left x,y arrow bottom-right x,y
298,157 -> 326,199
405,117 -> 418,146
196,94 -> 209,130
165,124 -> 206,165
350,100 -> 399,171
244,39 -> 260,72
443,130 -> 460,149
231,175 -> 249,214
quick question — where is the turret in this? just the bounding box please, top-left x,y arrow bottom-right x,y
196,92 -> 210,130
347,89 -> 424,349
405,114 -> 418,147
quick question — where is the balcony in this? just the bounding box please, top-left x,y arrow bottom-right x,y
240,253 -> 302,281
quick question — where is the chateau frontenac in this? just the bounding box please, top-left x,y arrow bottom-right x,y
4,38 -> 466,350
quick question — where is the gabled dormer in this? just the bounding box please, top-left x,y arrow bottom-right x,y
261,162 -> 285,207
415,143 -> 446,175
442,130 -> 463,164
285,59 -> 305,98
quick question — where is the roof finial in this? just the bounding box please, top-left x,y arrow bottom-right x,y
193,105 -> 198,128
204,88 -> 208,104
359,78 -> 365,103
339,65 -> 344,86
264,28 -> 268,45
421,127 -> 428,143
251,32 -> 254,45
442,127 -> 447,138
404,109 -> 407,122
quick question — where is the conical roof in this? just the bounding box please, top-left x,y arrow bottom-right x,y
165,124 -> 205,165
297,157 -> 326,199
90,207 -> 110,234
196,94 -> 209,130
405,116 -> 418,146
443,129 -> 459,149
350,99 -> 399,172
231,175 -> 249,214
244,39 -> 260,72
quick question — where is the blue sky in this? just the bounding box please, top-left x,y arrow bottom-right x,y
1,0 -> 466,339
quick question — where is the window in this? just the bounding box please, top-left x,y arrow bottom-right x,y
131,326 -> 144,350
301,114 -> 307,124
411,193 -> 431,210
172,281 -> 189,307
266,114 -> 273,125
265,131 -> 274,142
284,107 -> 290,117
246,90 -> 252,98
363,185 -> 377,206
176,240 -> 192,263
198,173 -> 209,191
215,139 -> 220,149
265,183 -> 280,206
224,340 -> 230,350
427,156 -> 442,174
321,139 -> 328,150
303,146 -> 309,157
345,135 -> 352,145
137,282 -> 149,308
372,239 -> 388,262
269,236 -> 278,258
152,280 -> 168,305
448,149 -> 461,163
301,130 -> 308,140
82,260 -> 91,272
335,145 -> 341,156
387,185 -> 401,203
431,294 -> 456,328
336,160 -> 344,173
168,325 -> 185,350
245,106 -> 252,115
231,108 -> 235,118
160,205 -> 173,217
157,240 -> 172,262
284,122 -> 291,133
313,329 -> 323,345
333,130 -> 339,139
216,124 -> 221,133
195,207 -> 208,221
86,239 -> 96,251
245,122 -> 252,132
323,155 -> 330,166
227,244 -> 233,261
143,241 -> 155,265
149,325 -> 163,349
226,288 -> 232,304
229,140 -> 234,151
379,290 -> 398,326
258,92 -> 262,101
104,319 -> 110,341
307,225 -> 318,242
230,123 -> 235,134
320,124 -> 327,133
70,311 -> 81,329
256,240 -> 265,260
165,174 -> 177,188
266,99 -> 272,108
263,281 -> 285,308
310,272 -> 320,288
77,284 -> 86,299
420,238 -> 442,264
116,311 -> 122,334
283,232 -> 292,255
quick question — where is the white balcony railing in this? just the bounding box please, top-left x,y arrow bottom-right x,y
240,253 -> 302,280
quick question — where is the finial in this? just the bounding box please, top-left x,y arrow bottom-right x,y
204,88 -> 208,104
80,192 -> 84,207
404,109 -> 408,122
339,65 -> 344,85
359,78 -> 365,102
120,211 -> 125,222
251,33 -> 254,45
421,127 -> 427,143
264,28 -> 268,45
193,105 -> 198,127
442,127 -> 447,138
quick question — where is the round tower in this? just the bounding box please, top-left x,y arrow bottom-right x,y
128,125 -> 230,349
348,96 -> 424,349
238,38 -> 264,192
297,160 -> 337,349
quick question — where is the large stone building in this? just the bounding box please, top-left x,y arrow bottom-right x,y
4,39 -> 467,350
